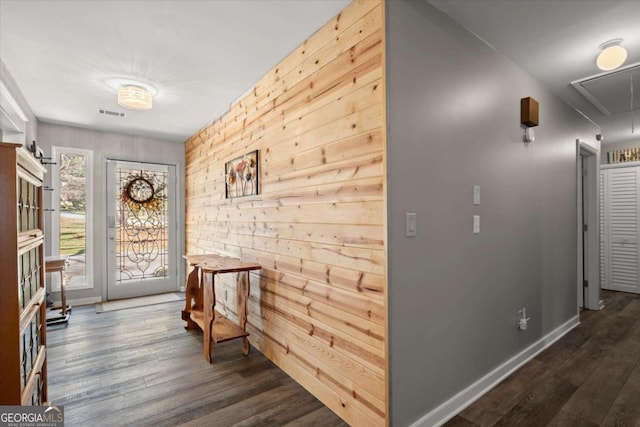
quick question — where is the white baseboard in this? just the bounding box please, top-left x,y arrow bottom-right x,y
52,296 -> 102,307
411,315 -> 580,427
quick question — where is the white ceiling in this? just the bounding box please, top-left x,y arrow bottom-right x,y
0,0 -> 349,143
429,0 -> 640,145
2,1 -> 640,145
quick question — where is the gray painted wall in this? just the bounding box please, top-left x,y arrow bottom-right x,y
601,138 -> 640,164
0,58 -> 38,145
386,1 -> 599,425
38,122 -> 186,304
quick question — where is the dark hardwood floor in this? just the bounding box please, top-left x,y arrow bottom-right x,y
49,290 -> 640,426
446,290 -> 640,427
46,298 -> 347,427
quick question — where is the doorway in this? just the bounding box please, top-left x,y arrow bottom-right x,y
577,140 -> 600,310
106,160 -> 178,300
600,165 -> 640,294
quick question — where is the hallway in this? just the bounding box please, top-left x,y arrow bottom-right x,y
447,290 -> 640,426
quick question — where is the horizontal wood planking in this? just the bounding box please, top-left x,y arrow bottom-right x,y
185,215 -> 385,249
184,1 -> 386,424
213,269 -> 386,352
187,5 -> 383,154
247,322 -> 386,420
249,285 -> 386,370
184,30 -> 384,168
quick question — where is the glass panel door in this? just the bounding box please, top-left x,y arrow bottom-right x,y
106,160 -> 177,300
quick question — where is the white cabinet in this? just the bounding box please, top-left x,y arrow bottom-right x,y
601,166 -> 640,294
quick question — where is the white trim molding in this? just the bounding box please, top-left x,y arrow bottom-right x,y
0,80 -> 28,122
601,160 -> 640,170
51,146 -> 95,290
52,296 -> 102,307
577,139 -> 602,311
410,315 -> 580,427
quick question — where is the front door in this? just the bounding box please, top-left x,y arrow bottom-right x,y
106,160 -> 177,300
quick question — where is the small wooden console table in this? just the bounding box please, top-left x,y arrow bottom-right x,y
181,254 -> 261,363
45,255 -> 71,325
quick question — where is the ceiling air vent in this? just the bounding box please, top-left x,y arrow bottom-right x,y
571,64 -> 640,116
98,109 -> 125,118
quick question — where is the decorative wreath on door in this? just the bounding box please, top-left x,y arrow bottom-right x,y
121,174 -> 165,213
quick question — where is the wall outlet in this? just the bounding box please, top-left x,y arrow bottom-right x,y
517,308 -> 530,331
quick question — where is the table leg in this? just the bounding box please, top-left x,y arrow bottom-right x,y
182,266 -> 199,330
59,270 -> 67,316
237,271 -> 250,356
203,271 -> 215,363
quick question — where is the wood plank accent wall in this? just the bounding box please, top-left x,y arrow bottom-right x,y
184,1 -> 386,424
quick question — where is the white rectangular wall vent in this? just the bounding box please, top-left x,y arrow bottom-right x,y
98,109 -> 125,117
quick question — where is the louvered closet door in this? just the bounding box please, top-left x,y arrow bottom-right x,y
600,170 -> 607,289
606,167 -> 640,294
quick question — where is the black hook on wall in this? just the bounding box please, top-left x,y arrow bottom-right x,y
29,140 -> 57,165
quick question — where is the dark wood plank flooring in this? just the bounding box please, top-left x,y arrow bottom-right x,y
446,290 -> 640,427
46,299 -> 347,427
49,291 -> 640,426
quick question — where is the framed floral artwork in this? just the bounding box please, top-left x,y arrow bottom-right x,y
225,150 -> 259,198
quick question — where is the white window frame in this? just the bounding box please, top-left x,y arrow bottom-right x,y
50,146 -> 94,291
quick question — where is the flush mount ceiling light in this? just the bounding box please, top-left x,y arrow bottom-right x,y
118,85 -> 152,110
105,78 -> 157,111
596,39 -> 627,71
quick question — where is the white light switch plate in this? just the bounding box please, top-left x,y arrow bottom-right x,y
473,215 -> 480,234
406,212 -> 417,237
473,185 -> 480,205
